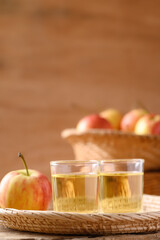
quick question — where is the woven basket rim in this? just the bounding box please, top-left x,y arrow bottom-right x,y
61,128 -> 160,172
61,128 -> 160,140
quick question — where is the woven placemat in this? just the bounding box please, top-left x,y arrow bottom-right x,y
0,195 -> 160,235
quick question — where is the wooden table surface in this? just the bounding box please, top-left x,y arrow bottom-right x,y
1,226 -> 160,240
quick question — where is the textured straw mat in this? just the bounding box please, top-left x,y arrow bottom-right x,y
61,129 -> 160,171
0,195 -> 160,235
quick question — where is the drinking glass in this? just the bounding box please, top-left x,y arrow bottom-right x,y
99,159 -> 144,213
50,160 -> 99,213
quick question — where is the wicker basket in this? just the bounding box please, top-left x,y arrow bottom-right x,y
62,129 -> 160,172
0,195 -> 160,235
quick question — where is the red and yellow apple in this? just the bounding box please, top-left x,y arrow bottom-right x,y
0,153 -> 52,210
120,108 -> 148,133
100,108 -> 122,129
135,114 -> 160,135
76,114 -> 112,131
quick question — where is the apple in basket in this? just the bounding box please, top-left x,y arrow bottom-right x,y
120,108 -> 148,133
76,114 -> 113,131
0,153 -> 52,210
100,108 -> 122,129
134,114 -> 160,135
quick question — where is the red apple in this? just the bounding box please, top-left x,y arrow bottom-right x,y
76,114 -> 112,131
120,108 -> 148,133
100,108 -> 122,129
135,114 -> 160,135
0,153 -> 52,210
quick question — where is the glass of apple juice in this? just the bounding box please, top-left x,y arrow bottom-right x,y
50,160 -> 99,213
99,159 -> 144,213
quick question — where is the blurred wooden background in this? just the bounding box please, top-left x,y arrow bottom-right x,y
0,0 -> 160,180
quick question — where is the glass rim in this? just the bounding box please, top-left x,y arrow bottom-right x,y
100,159 -> 144,164
50,160 -> 99,166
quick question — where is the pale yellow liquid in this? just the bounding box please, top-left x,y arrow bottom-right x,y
99,172 -> 143,213
52,174 -> 99,213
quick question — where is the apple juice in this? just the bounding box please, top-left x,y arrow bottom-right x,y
51,173 -> 99,213
99,172 -> 143,213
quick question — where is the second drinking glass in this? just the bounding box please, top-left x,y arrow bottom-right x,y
99,159 -> 144,213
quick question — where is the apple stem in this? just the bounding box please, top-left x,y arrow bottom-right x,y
133,101 -> 150,112
18,152 -> 30,176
